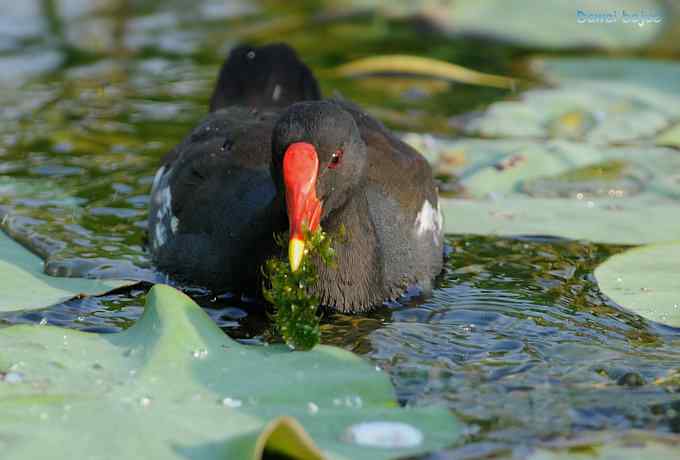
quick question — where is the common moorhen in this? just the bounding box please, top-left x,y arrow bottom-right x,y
148,43 -> 443,312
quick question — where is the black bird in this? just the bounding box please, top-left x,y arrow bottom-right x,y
148,43 -> 443,312
209,43 -> 320,111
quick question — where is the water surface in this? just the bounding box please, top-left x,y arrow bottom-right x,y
1,1 -> 680,458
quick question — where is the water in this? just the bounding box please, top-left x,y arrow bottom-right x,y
1,1 -> 680,458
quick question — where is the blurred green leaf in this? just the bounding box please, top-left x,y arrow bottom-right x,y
656,122 -> 680,148
404,136 -> 680,244
595,243 -> 680,327
334,54 -> 517,89
461,58 -> 680,145
528,431 -> 680,459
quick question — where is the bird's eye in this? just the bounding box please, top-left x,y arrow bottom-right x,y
329,149 -> 343,169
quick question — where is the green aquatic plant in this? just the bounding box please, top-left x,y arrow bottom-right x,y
554,159 -> 628,182
263,228 -> 337,350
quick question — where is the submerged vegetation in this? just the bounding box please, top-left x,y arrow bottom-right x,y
263,229 -> 337,350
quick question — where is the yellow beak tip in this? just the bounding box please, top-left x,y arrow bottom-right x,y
289,238 -> 305,272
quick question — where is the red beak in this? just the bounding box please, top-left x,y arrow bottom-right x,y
282,142 -> 322,271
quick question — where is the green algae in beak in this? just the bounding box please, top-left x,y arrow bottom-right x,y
263,228 -> 336,350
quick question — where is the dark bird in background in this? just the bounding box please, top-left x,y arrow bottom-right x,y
209,43 -> 320,111
148,43 -> 443,313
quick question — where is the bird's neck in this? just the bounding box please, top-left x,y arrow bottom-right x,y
324,188 -> 368,230
315,189 -> 385,312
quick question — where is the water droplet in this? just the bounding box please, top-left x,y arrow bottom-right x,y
347,396 -> 362,408
344,421 -> 423,448
139,396 -> 152,407
333,395 -> 363,408
462,323 -> 476,333
221,397 -> 242,408
40,412 -> 48,421
2,371 -> 24,384
192,348 -> 208,359
307,402 -> 319,414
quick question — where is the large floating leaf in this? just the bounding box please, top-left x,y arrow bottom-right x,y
410,57 -> 680,243
595,243 -> 680,327
531,58 -> 680,91
338,0 -> 669,50
0,229 -> 133,312
404,136 -> 680,244
0,284 -> 460,459
528,431 -> 680,459
439,198 -> 680,245
656,122 -> 680,148
461,58 -> 680,145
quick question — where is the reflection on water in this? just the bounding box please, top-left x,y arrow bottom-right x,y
1,0 -> 680,457
324,237 -> 680,451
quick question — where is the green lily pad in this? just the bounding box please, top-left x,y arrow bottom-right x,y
595,242 -> 680,327
404,136 -> 680,244
439,198 -> 680,245
531,58 -> 680,92
0,229 -> 133,312
337,0 -> 669,50
528,431 -> 680,459
656,122 -> 680,148
461,58 -> 680,145
406,57 -> 680,244
0,284 -> 460,459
